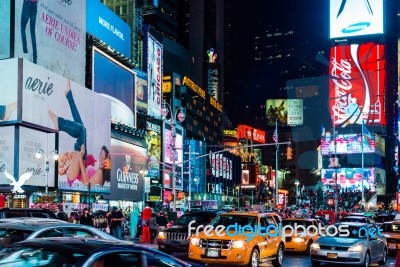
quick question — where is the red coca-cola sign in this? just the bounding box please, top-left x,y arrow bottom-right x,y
329,43 -> 385,127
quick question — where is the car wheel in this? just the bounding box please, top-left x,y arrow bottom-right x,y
311,260 -> 320,267
378,247 -> 387,265
362,251 -> 370,267
247,248 -> 259,267
272,243 -> 284,267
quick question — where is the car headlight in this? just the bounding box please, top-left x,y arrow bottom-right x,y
190,237 -> 200,246
158,231 -> 166,239
231,240 -> 245,249
311,243 -> 320,250
348,243 -> 364,252
292,237 -> 305,243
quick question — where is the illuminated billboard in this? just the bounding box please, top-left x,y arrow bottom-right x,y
0,0 -> 11,59
266,99 -> 303,126
146,32 -> 163,119
0,58 -> 18,122
107,138 -> 146,201
330,0 -> 384,39
146,121 -> 161,178
321,133 -> 375,155
237,125 -> 266,144
0,126 -> 15,184
321,167 -> 375,191
14,0 -> 86,85
136,70 -> 148,114
86,0 -> 131,57
92,47 -> 135,127
329,43 -> 385,126
163,121 -> 183,191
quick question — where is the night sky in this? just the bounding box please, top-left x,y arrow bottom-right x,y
224,0 -> 330,128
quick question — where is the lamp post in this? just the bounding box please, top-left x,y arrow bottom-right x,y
35,149 -> 59,200
161,100 -> 185,212
140,168 -> 149,210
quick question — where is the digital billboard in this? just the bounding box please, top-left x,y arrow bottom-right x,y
321,167 -> 376,191
330,0 -> 384,39
321,133 -> 375,155
86,0 -> 131,57
375,168 -> 385,195
0,126 -> 15,184
0,0 -> 11,59
0,59 -> 18,123
183,140 -> 205,194
107,138 -> 146,201
136,70 -> 148,114
17,59 -> 111,193
14,0 -> 86,85
146,32 -> 163,119
237,125 -> 266,144
266,99 -> 303,126
18,127 -> 56,187
329,43 -> 385,126
146,121 -> 161,178
163,121 -> 183,191
92,47 -> 135,128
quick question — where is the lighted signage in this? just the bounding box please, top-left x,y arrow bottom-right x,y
207,63 -> 219,101
86,0 -> 131,57
375,168 -> 385,195
182,76 -> 222,112
209,153 -> 232,180
329,43 -> 385,126
223,129 -> 237,137
92,47 -> 135,127
0,126 -> 15,184
266,99 -> 303,126
237,125 -> 266,144
146,121 -> 161,178
14,0 -> 86,85
0,0 -> 11,59
147,32 -> 163,119
0,59 -> 18,122
330,0 -> 384,39
183,140 -> 205,194
321,133 -> 375,155
162,121 -> 183,191
136,70 -> 148,114
321,167 -> 376,191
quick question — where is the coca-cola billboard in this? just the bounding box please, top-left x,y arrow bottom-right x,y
329,43 -> 385,127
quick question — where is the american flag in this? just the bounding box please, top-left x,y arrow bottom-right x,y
273,129 -> 278,143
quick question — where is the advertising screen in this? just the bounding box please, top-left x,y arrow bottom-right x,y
107,138 -> 146,201
146,121 -> 161,178
237,125 -> 266,144
321,167 -> 375,191
18,127 -> 56,187
266,99 -> 303,126
92,47 -> 135,127
146,33 -> 163,119
0,59 -> 19,122
329,43 -> 385,126
163,121 -> 183,191
207,63 -> 220,101
330,0 -> 384,39
14,0 -> 86,85
321,133 -> 375,155
375,168 -> 385,195
136,70 -> 148,114
86,0 -> 131,57
20,60 -> 111,193
183,140 -> 205,194
0,126 -> 15,184
0,0 -> 11,59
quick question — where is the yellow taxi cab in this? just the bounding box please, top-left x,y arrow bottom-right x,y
380,221 -> 400,254
188,211 -> 284,267
282,217 -> 321,254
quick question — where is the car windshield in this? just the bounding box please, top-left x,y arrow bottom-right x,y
174,215 -> 201,226
0,246 -> 86,266
282,220 -> 312,228
210,215 -> 258,229
380,224 -> 400,232
0,228 -> 33,249
339,217 -> 366,223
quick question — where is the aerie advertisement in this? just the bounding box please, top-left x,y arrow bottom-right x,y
0,59 -> 19,122
21,60 -> 111,193
14,0 -> 86,85
0,126 -> 15,184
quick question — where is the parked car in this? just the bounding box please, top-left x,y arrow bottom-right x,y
310,222 -> 387,267
0,218 -> 122,250
0,237 -> 200,266
0,208 -> 58,219
157,210 -> 218,253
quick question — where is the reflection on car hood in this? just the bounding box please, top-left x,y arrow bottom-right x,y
317,236 -> 363,247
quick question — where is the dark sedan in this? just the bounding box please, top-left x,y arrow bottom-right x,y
0,237 -> 200,267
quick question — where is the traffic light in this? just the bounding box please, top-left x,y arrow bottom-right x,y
287,146 -> 293,160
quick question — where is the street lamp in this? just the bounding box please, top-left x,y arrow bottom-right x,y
161,100 -> 185,212
140,168 -> 149,210
35,149 -> 58,200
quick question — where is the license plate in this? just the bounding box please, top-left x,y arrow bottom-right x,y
389,243 -> 397,250
327,253 -> 337,259
207,249 -> 220,257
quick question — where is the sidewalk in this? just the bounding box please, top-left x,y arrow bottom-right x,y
124,235 -> 158,248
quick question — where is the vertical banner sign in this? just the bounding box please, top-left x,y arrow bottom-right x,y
162,121 -> 183,191
207,63 -> 219,101
147,33 -> 163,119
136,71 -> 149,114
329,43 -> 386,127
0,127 -> 15,184
0,59 -> 19,122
